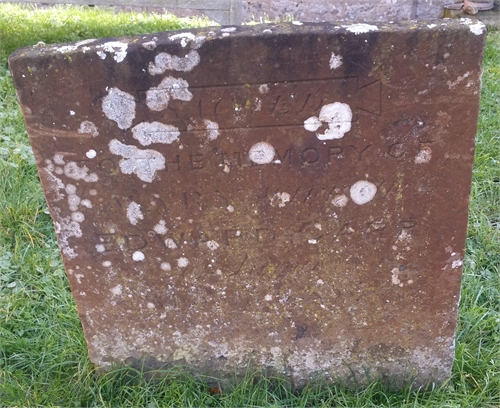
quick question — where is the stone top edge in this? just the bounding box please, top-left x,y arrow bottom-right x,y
8,18 -> 486,61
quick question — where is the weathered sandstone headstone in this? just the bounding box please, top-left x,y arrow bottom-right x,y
9,19 -> 486,387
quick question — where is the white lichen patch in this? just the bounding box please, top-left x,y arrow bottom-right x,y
132,251 -> 145,261
81,199 -> 92,208
177,257 -> 189,268
188,119 -> 219,142
109,139 -> 165,183
71,212 -> 85,222
65,184 -> 76,194
304,116 -> 322,132
350,180 -> 377,205
169,32 -> 205,49
110,284 -> 122,296
265,294 -> 273,301
64,161 -> 98,182
77,39 -> 97,47
206,240 -> 219,251
248,141 -> 275,164
153,220 -> 168,235
86,149 -> 97,159
342,23 -> 378,34
160,262 -> 171,271
78,121 -> 99,137
42,164 -> 65,201
396,229 -> 412,243
253,98 -> 262,111
304,102 -> 352,140
102,87 -> 136,130
169,32 -> 196,47
460,18 -> 485,35
414,147 -> 432,164
132,122 -> 180,146
142,40 -> 157,50
68,194 -> 80,211
53,154 -> 65,166
331,194 -> 349,207
469,22 -> 485,35
146,76 -> 193,111
270,192 -> 291,208
55,216 -> 83,259
202,120 -> 219,141
96,244 -> 105,253
329,52 -> 343,69
165,238 -> 178,249
56,45 -> 79,53
258,84 -> 270,94
391,268 -> 403,287
148,50 -> 200,74
126,201 -> 144,226
96,41 -> 128,63
447,71 -> 470,89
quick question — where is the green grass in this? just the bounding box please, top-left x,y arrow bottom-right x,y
0,4 -> 499,406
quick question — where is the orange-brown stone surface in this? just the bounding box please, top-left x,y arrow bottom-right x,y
9,19 -> 486,387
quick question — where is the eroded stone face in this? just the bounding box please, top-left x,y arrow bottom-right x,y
9,20 -> 486,388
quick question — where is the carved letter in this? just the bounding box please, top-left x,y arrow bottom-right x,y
221,151 -> 242,169
301,148 -> 320,164
126,234 -> 148,250
350,144 -> 372,161
98,158 -> 117,174
165,155 -> 180,171
275,149 -> 292,165
183,191 -> 202,210
328,146 -> 344,161
190,153 -> 204,170
96,233 -> 118,253
387,143 -> 406,159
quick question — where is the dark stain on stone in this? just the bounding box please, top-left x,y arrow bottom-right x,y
295,324 -> 307,340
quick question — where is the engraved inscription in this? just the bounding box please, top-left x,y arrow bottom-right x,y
136,78 -> 382,130
93,217 -> 418,256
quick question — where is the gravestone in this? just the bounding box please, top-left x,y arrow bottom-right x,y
9,19 -> 486,387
